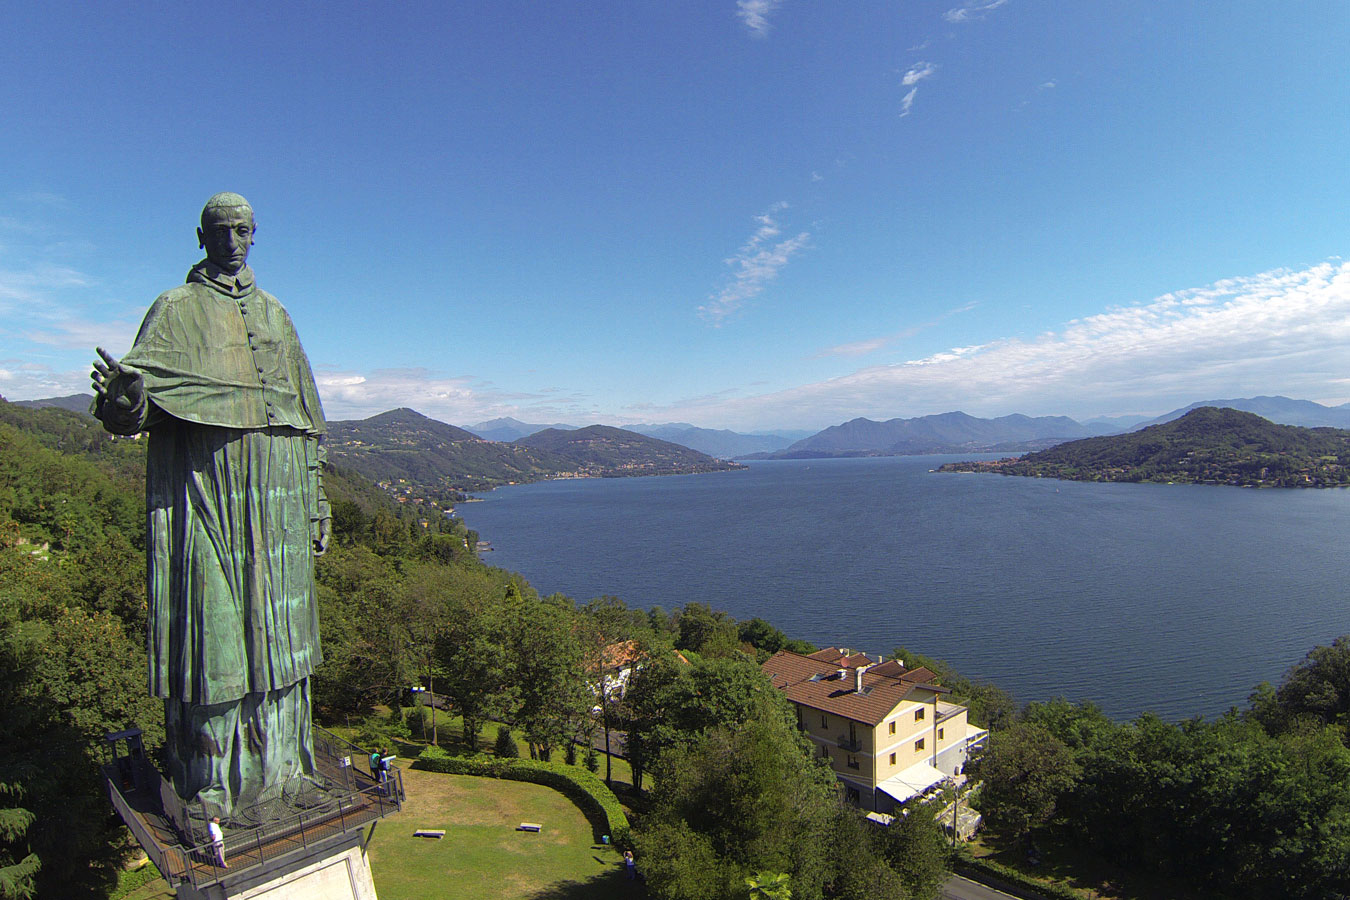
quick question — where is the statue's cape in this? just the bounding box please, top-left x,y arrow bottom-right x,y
120,260 -> 326,434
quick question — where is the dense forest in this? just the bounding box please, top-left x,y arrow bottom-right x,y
939,407 -> 1350,487
1,397 -> 1349,899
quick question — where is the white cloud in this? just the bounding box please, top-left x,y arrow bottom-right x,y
1039,80 -> 1056,90
654,261 -> 1350,429
314,367 -> 610,426
737,0 -> 783,37
902,62 -> 937,87
944,0 -> 1008,23
699,203 -> 811,325
899,87 -> 920,117
898,62 -> 936,117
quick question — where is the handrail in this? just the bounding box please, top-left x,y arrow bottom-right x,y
103,725 -> 405,890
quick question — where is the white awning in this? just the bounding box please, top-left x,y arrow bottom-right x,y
876,762 -> 948,803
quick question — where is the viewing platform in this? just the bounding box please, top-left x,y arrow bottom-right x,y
103,726 -> 403,896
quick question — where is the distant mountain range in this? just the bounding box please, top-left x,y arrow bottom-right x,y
1135,396 -> 1350,430
625,423 -> 796,458
745,396 -> 1350,459
326,408 -> 741,497
469,417 -> 579,442
470,418 -> 800,458
938,407 -> 1350,488
747,411 -> 1119,459
13,391 -> 1350,468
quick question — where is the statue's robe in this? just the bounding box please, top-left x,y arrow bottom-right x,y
97,260 -> 329,816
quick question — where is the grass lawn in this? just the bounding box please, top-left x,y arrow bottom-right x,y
370,761 -> 639,900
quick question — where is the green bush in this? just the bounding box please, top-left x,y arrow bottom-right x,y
584,746 -> 599,773
414,745 -> 631,847
955,859 -> 1090,900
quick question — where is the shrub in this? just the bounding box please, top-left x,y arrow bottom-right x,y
494,725 -> 519,759
584,746 -> 599,773
565,741 -> 578,766
414,745 -> 631,847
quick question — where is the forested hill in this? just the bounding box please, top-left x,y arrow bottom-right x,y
326,409 -> 743,498
325,407 -> 572,497
514,424 -> 746,476
938,406 -> 1350,487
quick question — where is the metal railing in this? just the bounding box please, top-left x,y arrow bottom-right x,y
103,725 -> 404,891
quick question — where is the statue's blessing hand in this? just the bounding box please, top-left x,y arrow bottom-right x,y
92,346 -> 144,408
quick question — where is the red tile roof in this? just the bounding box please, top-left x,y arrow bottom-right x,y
761,648 -> 949,726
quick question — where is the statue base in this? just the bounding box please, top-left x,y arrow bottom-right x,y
174,831 -> 377,900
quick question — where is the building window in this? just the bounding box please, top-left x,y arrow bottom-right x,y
938,727 -> 945,741
847,755 -> 859,770
889,721 -> 896,734
821,744 -> 829,758
915,738 -> 925,752
889,753 -> 896,766
821,714 -> 828,728
915,707 -> 925,722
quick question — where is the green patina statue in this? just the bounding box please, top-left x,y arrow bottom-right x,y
91,193 -> 331,817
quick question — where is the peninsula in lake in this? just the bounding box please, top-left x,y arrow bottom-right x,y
938,407 -> 1350,487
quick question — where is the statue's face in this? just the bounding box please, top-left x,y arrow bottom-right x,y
197,208 -> 255,275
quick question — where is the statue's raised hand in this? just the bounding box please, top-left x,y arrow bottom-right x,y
91,347 -> 144,407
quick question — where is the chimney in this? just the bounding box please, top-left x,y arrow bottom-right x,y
855,663 -> 871,693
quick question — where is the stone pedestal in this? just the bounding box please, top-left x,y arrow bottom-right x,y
175,831 -> 378,900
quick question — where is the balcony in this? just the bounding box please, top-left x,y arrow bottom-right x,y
103,726 -> 403,892
835,734 -> 863,753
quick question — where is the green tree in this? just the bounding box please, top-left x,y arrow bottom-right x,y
435,579 -> 517,750
1252,635 -> 1350,736
512,595 -> 589,760
970,722 -> 1079,844
876,803 -> 950,900
0,784 -> 38,900
676,602 -> 740,657
637,703 -> 838,900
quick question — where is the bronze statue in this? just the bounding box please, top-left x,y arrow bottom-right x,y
91,193 -> 330,816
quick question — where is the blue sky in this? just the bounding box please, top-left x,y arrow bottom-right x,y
3,1 -> 1349,431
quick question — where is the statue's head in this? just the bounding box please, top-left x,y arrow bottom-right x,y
197,192 -> 256,276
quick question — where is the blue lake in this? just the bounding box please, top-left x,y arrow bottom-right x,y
455,456 -> 1350,721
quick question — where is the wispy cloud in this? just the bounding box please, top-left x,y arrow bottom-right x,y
699,203 -> 811,326
1039,80 -> 1056,90
902,62 -> 937,87
899,62 -> 937,117
737,0 -> 783,37
659,261 -> 1350,428
943,0 -> 1008,23
814,302 -> 977,358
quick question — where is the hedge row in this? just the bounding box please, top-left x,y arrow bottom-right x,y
956,859 -> 1091,900
413,746 -> 631,847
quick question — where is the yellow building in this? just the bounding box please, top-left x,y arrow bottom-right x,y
761,647 -> 987,813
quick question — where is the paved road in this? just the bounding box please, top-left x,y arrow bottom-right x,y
942,873 -> 1025,900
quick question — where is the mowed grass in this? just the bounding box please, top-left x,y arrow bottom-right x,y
369,762 -> 638,900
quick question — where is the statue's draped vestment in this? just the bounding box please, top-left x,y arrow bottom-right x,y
101,260 -> 329,815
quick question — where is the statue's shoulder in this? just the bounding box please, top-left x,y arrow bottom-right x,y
149,283 -> 203,306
